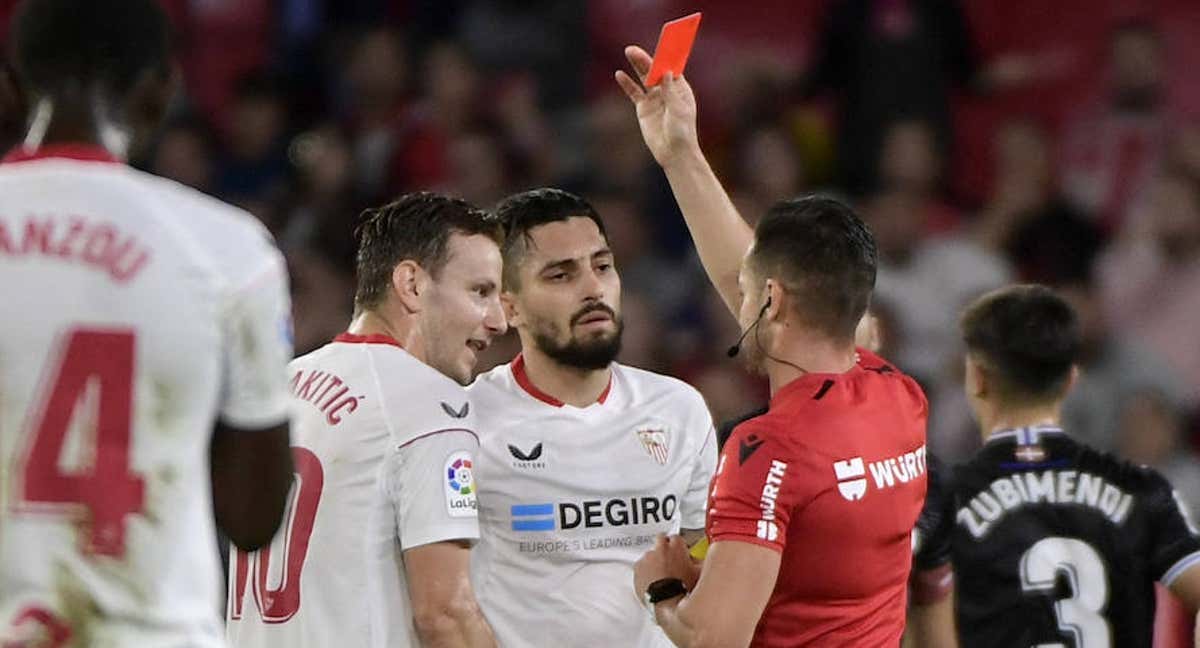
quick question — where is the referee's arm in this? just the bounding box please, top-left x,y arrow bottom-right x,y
644,538 -> 780,648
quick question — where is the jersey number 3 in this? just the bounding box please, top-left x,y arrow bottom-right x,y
1019,536 -> 1112,648
230,447 -> 324,623
14,329 -> 144,557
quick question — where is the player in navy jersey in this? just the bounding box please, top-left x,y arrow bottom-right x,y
907,285 -> 1200,648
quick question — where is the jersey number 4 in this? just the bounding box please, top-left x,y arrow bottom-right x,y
230,447 -> 324,623
13,329 -> 144,557
1020,536 -> 1112,648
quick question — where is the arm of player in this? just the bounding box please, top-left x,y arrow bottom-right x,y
406,541 -> 496,648
903,581 -> 958,648
641,538 -> 780,648
391,429 -> 496,648
211,252 -> 294,550
615,46 -> 752,317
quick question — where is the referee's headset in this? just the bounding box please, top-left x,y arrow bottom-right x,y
726,296 -> 772,358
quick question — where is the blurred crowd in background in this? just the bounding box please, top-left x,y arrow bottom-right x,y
3,0 -> 1200,507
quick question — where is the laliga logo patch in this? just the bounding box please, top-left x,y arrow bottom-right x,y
444,451 -> 477,517
833,457 -> 867,501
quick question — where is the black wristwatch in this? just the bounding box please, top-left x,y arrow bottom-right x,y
644,577 -> 688,607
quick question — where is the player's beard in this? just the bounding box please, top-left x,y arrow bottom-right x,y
531,304 -> 624,371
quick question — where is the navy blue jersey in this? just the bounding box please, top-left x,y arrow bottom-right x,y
917,426 -> 1200,648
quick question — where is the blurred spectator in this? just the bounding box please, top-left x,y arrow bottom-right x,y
286,245 -> 355,356
280,124 -> 361,265
731,125 -> 807,228
1057,279 -> 1185,452
875,119 -> 960,233
214,72 -> 291,212
439,131 -> 508,207
1116,390 -> 1200,518
151,118 -> 217,195
391,41 -> 485,195
1061,21 -> 1171,233
800,0 -> 1033,195
974,118 -> 1103,283
454,0 -> 586,112
1098,172 -> 1200,405
616,291 -> 668,375
338,27 -> 411,197
865,188 -> 1011,383
591,193 -> 693,320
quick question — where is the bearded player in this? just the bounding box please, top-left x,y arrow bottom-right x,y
468,188 -> 718,647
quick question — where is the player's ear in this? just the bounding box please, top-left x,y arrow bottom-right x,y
964,353 -> 988,398
1064,364 -> 1081,395
764,280 -> 784,322
391,260 -> 425,313
500,290 -> 522,328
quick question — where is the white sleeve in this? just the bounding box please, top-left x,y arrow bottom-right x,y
219,250 -> 293,428
681,399 -> 718,531
385,429 -> 481,550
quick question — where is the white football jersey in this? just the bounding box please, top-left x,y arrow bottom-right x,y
469,356 -> 717,648
226,334 -> 482,648
0,147 -> 292,647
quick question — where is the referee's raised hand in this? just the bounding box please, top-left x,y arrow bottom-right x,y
615,45 -> 699,167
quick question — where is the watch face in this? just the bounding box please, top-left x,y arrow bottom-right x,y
647,577 -> 688,603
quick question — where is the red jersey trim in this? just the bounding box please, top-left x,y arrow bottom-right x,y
332,332 -> 405,349
707,533 -> 784,554
511,353 -> 612,407
2,143 -> 123,165
396,427 -> 479,450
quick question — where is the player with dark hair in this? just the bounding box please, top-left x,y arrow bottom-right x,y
467,187 -> 717,647
227,192 -> 505,648
0,0 -> 295,644
906,285 -> 1200,648
617,48 -> 928,647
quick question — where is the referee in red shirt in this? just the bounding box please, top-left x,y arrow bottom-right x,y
618,47 -> 929,647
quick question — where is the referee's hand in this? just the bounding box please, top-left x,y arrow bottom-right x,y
634,534 -> 703,596
615,45 -> 699,168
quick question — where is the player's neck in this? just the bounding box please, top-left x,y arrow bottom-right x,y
21,95 -> 129,158
765,334 -> 856,397
978,402 -> 1063,441
347,310 -> 428,360
518,346 -> 611,408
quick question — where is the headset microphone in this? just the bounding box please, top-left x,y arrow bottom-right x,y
726,297 -> 771,358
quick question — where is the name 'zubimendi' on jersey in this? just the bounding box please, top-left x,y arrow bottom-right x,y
227,192 -> 507,648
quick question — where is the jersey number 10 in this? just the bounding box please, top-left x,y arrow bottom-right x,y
229,447 -> 324,623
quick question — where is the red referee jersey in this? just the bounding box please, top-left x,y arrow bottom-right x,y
707,349 -> 928,647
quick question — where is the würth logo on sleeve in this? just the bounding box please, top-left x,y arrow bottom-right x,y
637,429 -> 670,465
833,457 -> 868,501
757,460 -> 788,541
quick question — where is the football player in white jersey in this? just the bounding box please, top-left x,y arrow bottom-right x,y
227,192 -> 505,648
0,1 -> 295,645
469,188 -> 718,648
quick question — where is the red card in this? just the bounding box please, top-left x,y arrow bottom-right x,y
644,12 -> 702,87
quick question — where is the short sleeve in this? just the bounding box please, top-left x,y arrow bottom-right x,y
681,423 -> 718,531
910,454 -> 954,604
706,422 -> 807,553
913,454 -> 953,570
1145,471 -> 1200,586
219,251 -> 293,428
386,429 -> 482,550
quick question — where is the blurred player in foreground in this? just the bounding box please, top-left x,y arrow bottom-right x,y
617,47 -> 928,647
0,0 -> 295,644
906,285 -> 1200,648
467,188 -> 717,647
226,193 -> 505,648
